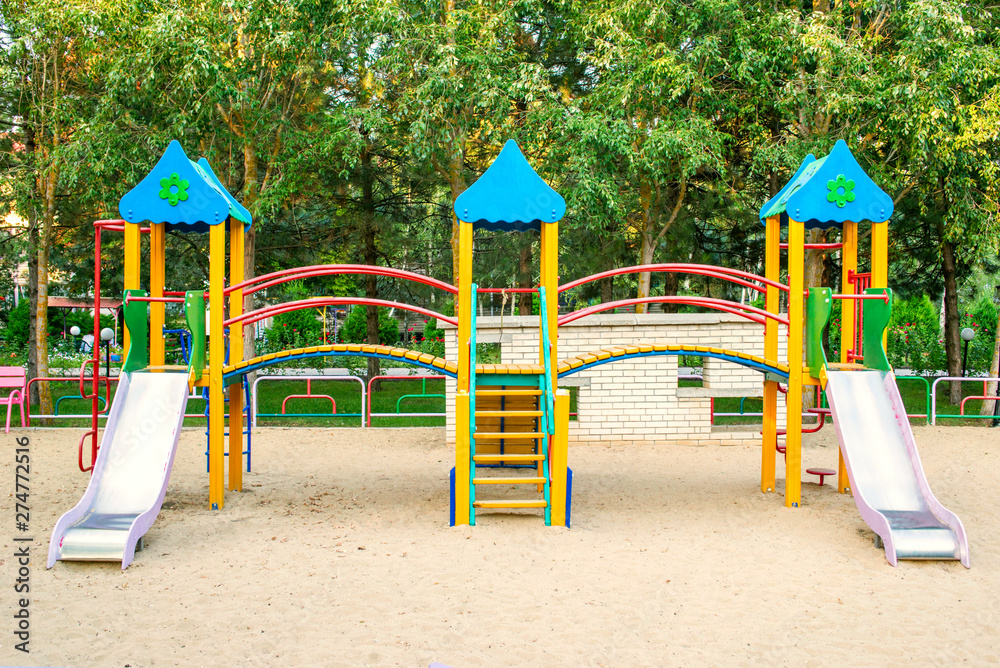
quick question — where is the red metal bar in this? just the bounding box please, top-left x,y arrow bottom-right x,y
559,263 -> 789,295
125,295 -> 185,304
164,291 -> 187,297
228,297 -> 458,328
78,429 -> 97,473
91,224 -> 102,470
366,374 -> 446,426
848,270 -> 872,363
832,293 -> 889,302
476,287 -> 539,294
93,219 -> 150,233
281,378 -> 336,415
226,264 -> 458,296
558,296 -> 789,327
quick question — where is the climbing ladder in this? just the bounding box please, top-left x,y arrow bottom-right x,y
466,285 -> 556,525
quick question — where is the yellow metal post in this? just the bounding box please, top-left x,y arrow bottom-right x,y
123,222 -> 141,358
457,221 -> 473,394
549,389 -> 570,526
454,392 -> 471,525
454,220 -> 473,525
208,223 -> 226,509
838,221 -> 858,493
761,215 -> 780,493
785,219 -> 805,508
149,223 -> 166,367
871,221 -> 889,349
539,221 -> 559,380
228,221 -> 244,491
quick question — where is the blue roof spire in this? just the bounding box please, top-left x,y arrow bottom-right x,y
454,140 -> 565,232
119,140 -> 251,233
759,140 -> 893,228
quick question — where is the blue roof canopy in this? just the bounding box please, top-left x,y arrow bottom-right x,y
759,140 -> 893,228
119,140 -> 251,233
454,140 -> 565,232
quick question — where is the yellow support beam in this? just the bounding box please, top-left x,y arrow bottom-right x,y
761,215 -> 779,494
839,221 -> 858,494
457,221 -> 473,395
785,219 -> 804,508
228,221 -> 244,491
454,392 -> 470,526
540,220 -> 559,388
149,223 -> 166,367
871,221 -> 889,349
549,390 -> 570,526
454,220 -> 473,526
123,222 -> 141,359
208,223 -> 226,510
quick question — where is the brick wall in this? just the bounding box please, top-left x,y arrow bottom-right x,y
442,313 -> 788,447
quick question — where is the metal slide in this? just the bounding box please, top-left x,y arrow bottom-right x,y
47,371 -> 190,570
825,368 -> 970,567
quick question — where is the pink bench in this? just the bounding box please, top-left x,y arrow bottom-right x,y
0,367 -> 26,433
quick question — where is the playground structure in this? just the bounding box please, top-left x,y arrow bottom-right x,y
48,138 -> 969,569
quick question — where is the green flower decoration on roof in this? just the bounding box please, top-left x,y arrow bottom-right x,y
158,172 -> 190,206
826,174 -> 856,208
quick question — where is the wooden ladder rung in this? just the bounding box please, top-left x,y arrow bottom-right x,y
473,500 -> 547,509
473,477 -> 546,485
475,410 -> 542,418
475,389 -> 541,397
473,454 -> 545,463
474,432 -> 543,440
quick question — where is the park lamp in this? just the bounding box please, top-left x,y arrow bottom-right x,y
961,327 -> 975,377
100,327 -> 114,378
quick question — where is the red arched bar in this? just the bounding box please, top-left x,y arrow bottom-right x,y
559,264 -> 789,295
226,265 -> 458,297
558,296 -> 789,327
227,297 -> 458,328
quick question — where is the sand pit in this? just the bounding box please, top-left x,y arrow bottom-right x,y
1,424 -> 997,666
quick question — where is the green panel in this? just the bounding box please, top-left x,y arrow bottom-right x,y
862,287 -> 893,373
185,291 -> 206,383
805,288 -> 833,372
122,289 -> 149,373
538,286 -> 555,434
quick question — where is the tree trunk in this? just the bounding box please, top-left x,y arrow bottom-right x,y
34,167 -> 57,418
801,228 -> 828,410
636,226 -> 656,314
27,211 -> 39,406
662,272 -> 679,314
980,304 -> 1000,416
601,276 -> 613,305
447,152 -> 466,288
241,142 -> 259,389
517,236 -> 533,315
941,240 -> 963,404
361,142 -> 381,382
635,181 -> 657,314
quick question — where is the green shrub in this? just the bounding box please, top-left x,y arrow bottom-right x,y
337,305 -> 398,345
887,294 -> 942,373
264,308 -> 325,351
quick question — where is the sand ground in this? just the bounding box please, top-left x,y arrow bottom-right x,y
0,424 -> 996,667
